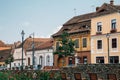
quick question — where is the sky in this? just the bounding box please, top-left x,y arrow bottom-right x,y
0,0 -> 120,44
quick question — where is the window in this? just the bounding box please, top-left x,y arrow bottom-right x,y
111,19 -> 116,30
97,22 -> 102,32
14,63 -> 16,66
28,57 -> 30,65
46,55 -> 50,66
97,40 -> 102,49
112,38 -> 117,48
83,38 -> 87,48
18,63 -> 20,66
69,57 -> 73,66
83,56 -> 87,64
96,57 -> 104,63
110,56 -> 119,63
56,42 -> 59,49
39,56 -> 43,66
74,39 -> 79,48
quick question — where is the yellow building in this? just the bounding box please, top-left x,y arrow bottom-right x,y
91,1 -> 120,63
52,12 -> 94,67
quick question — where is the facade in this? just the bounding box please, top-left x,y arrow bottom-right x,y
11,38 -> 50,69
52,0 -> 120,66
52,13 -> 94,67
26,39 -> 54,69
0,40 -> 12,68
11,48 -> 26,69
91,1 -> 120,63
0,49 -> 11,67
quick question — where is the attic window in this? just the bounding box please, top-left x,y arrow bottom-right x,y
82,25 -> 86,28
82,25 -> 89,29
79,27 -> 81,29
98,9 -> 107,13
63,28 -> 70,31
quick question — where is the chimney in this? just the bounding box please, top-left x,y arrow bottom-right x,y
96,7 -> 99,11
110,0 -> 114,5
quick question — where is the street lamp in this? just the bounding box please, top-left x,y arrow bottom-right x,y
29,33 -> 35,69
106,33 -> 110,64
21,30 -> 25,70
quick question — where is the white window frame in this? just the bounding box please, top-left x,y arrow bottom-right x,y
97,22 -> 102,32
82,37 -> 87,48
111,19 -> 116,30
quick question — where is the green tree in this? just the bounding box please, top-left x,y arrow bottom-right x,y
54,32 -> 75,66
5,54 -> 14,70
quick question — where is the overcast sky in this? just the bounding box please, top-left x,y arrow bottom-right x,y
0,0 -> 120,44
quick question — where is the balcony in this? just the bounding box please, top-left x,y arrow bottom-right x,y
110,29 -> 117,33
96,31 -> 102,35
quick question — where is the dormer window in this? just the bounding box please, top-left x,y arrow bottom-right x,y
63,28 -> 70,31
97,22 -> 102,32
111,19 -> 116,30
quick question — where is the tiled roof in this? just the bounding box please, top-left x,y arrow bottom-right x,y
93,3 -> 120,17
52,20 -> 91,37
0,47 -> 11,50
63,12 -> 94,26
52,3 -> 120,37
35,39 -> 53,50
17,38 -> 51,51
0,40 -> 6,47
27,38 -> 53,51
0,49 -> 11,62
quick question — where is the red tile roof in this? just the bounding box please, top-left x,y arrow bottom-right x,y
18,38 -> 51,51
35,38 -> 53,50
0,40 -> 6,47
27,38 -> 53,51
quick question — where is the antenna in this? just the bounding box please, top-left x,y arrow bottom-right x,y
74,8 -> 77,16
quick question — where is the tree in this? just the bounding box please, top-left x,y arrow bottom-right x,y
54,31 -> 75,66
5,54 -> 14,70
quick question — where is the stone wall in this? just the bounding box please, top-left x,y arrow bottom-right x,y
60,64 -> 120,80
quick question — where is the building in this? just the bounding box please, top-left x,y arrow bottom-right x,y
26,38 -> 54,69
52,11 -> 94,67
11,38 -> 50,69
0,49 -> 12,67
91,0 -> 120,64
0,40 -> 12,68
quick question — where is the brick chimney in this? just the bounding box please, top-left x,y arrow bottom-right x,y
110,0 -> 114,5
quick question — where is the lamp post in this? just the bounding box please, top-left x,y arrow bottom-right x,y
21,30 -> 25,70
29,33 -> 35,69
106,33 -> 110,64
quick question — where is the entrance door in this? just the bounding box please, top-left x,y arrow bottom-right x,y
58,57 -> 65,67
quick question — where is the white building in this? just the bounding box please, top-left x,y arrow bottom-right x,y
26,39 -> 54,69
11,38 -> 50,69
11,48 -> 26,69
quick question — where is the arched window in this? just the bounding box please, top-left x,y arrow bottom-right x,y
39,56 -> 43,66
28,57 -> 30,65
46,55 -> 50,66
